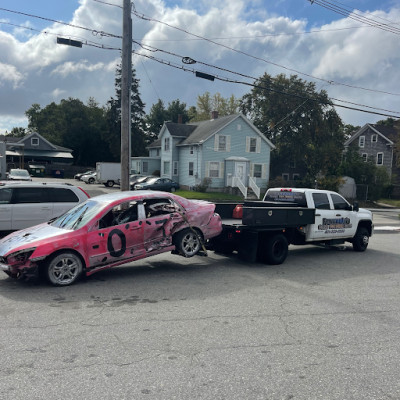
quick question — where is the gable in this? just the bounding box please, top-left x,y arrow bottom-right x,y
345,124 -> 394,147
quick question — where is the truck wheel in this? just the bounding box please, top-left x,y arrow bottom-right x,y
174,229 -> 201,257
45,252 -> 83,286
352,227 -> 369,252
106,180 -> 114,187
265,234 -> 288,265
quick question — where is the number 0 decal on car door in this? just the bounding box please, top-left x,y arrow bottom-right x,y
107,229 -> 127,257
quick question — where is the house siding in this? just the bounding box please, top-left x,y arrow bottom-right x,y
348,126 -> 393,177
201,116 -> 271,189
178,145 -> 202,188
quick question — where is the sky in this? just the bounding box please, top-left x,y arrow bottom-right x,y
0,0 -> 399,133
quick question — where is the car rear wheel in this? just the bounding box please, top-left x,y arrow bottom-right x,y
174,229 -> 201,257
45,252 -> 83,286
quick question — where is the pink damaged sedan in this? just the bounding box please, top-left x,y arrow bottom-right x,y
0,191 -> 222,286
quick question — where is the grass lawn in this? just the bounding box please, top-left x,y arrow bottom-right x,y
175,190 -> 243,202
378,198 -> 400,208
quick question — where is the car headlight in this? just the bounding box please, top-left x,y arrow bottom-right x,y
6,248 -> 37,264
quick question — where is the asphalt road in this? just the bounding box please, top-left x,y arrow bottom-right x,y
0,178 -> 399,399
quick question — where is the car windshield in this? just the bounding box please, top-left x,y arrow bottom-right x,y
11,170 -> 29,177
145,177 -> 158,184
50,199 -> 107,230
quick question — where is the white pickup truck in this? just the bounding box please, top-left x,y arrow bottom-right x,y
211,188 -> 374,265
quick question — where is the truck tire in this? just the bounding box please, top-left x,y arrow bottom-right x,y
265,234 -> 288,265
352,227 -> 369,252
105,180 -> 114,188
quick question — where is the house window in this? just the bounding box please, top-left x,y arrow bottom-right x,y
253,164 -> 262,178
209,162 -> 220,178
190,146 -> 194,155
218,135 -> 227,151
362,153 -> 368,162
31,137 -> 39,146
376,152 -> 384,165
237,124 -> 242,131
359,136 -> 365,148
189,162 -> 194,176
164,138 -> 170,151
142,161 -> 149,174
249,138 -> 257,153
156,149 -> 160,156
173,161 -> 178,176
163,161 -> 170,175
289,160 -> 296,169
371,134 -> 378,143
282,173 -> 289,181
293,173 -> 300,180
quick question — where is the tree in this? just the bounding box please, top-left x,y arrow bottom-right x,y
25,98 -> 111,166
191,92 -> 240,121
8,127 -> 27,137
240,73 -> 345,183
145,99 -> 168,142
339,147 -> 390,200
104,64 -> 147,158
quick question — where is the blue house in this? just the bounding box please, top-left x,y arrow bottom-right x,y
131,113 -> 275,198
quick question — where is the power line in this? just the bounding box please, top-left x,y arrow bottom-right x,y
308,0 -> 400,35
0,7 -> 122,39
132,50 -> 400,119
132,9 -> 400,97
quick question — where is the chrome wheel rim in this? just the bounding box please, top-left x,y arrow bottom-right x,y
49,256 -> 80,285
182,232 -> 200,256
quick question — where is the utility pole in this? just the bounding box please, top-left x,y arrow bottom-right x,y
120,0 -> 132,191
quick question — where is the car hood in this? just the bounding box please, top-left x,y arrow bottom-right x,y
0,223 -> 71,256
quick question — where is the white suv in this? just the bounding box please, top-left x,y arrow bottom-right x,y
0,182 -> 90,232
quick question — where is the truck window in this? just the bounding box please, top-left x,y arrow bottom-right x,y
312,193 -> 331,210
331,193 -> 350,210
264,190 -> 307,206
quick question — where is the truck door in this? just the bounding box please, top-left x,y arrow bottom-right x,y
307,192 -> 357,241
306,192 -> 334,241
329,193 -> 357,238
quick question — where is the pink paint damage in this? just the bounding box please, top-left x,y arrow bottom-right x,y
0,191 -> 222,285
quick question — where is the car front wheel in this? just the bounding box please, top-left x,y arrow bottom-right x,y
174,229 -> 201,257
45,252 -> 83,286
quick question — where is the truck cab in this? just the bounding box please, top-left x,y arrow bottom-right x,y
263,188 -> 373,246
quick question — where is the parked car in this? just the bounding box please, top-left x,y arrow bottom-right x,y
74,170 -> 94,181
7,169 -> 32,181
0,182 -> 90,232
81,172 -> 97,184
129,175 -> 152,190
134,177 -> 180,192
0,191 -> 222,286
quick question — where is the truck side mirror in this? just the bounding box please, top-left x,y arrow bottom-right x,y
353,201 -> 359,212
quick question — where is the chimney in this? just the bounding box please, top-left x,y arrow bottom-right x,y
211,110 -> 219,120
177,114 -> 183,124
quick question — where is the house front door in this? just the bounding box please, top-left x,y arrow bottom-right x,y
234,162 -> 247,185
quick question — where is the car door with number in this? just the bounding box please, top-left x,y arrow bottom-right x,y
86,201 -> 145,268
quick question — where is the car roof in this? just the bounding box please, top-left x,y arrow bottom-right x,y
0,181 -> 78,188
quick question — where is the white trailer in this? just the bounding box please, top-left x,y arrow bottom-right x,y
96,162 -> 121,187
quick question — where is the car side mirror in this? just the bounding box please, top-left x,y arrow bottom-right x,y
353,201 -> 359,212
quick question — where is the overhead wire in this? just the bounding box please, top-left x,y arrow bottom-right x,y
132,9 -> 400,97
308,0 -> 400,35
1,5 -> 399,118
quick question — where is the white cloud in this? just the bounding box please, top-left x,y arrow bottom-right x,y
0,0 -> 399,132
0,62 -> 25,88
